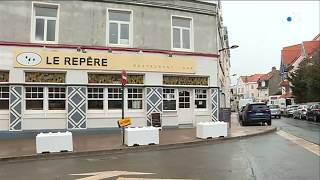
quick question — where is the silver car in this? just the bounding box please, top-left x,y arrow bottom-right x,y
293,105 -> 309,119
268,105 -> 281,119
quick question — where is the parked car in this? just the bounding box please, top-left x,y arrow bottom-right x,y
242,103 -> 271,126
238,106 -> 246,121
284,105 -> 299,117
306,103 -> 320,122
292,105 -> 309,119
268,104 -> 281,119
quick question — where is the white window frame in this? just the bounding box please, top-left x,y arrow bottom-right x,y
25,86 -> 45,112
107,87 -> 123,111
106,8 -> 133,47
87,87 -> 105,112
171,15 -> 194,51
0,86 -> 10,112
127,88 -> 143,111
163,88 -> 177,111
24,86 -> 67,113
47,86 -> 66,111
31,1 -> 60,44
194,89 -> 208,110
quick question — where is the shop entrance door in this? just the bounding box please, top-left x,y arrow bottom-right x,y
178,89 -> 193,125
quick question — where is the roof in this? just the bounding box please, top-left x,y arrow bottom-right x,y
259,69 -> 278,81
281,40 -> 320,66
280,92 -> 293,98
313,33 -> 320,40
279,80 -> 289,87
240,74 -> 265,83
281,44 -> 301,66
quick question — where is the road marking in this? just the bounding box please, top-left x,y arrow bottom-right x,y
70,171 -> 154,180
276,130 -> 320,156
117,178 -> 190,180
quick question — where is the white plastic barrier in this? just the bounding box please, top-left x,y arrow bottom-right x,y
196,121 -> 228,139
36,131 -> 73,153
124,126 -> 160,146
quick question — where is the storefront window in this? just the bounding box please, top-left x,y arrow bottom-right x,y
88,87 -> 104,110
163,88 -> 176,110
0,86 -> 9,110
195,89 -> 207,109
48,87 -> 66,110
25,86 -> 44,110
128,88 -> 143,109
108,88 -> 122,110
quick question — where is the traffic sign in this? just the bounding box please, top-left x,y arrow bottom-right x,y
121,70 -> 128,86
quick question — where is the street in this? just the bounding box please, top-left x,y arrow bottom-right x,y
0,117 -> 319,180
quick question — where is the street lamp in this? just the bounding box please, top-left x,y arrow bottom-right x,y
218,45 -> 239,52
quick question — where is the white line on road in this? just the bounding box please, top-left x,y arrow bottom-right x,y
276,130 -> 320,156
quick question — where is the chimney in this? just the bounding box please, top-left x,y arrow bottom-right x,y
272,66 -> 276,71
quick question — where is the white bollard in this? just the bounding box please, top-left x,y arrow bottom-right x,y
124,126 -> 160,146
36,131 -> 73,153
196,121 -> 228,139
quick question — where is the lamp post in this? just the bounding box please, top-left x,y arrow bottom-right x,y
217,45 -> 239,108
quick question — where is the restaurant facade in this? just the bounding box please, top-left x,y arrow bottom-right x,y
0,0 -> 226,131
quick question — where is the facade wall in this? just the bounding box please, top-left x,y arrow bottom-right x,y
0,0 -> 223,132
0,0 -> 218,54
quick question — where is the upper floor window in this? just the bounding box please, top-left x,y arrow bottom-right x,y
32,3 -> 59,43
172,16 -> 192,50
108,9 -> 132,46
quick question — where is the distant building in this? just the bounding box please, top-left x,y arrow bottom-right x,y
279,34 -> 320,100
235,74 -> 265,101
257,67 -> 281,102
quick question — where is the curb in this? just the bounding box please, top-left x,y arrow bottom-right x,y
0,127 -> 277,163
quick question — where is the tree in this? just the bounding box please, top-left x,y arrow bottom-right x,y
288,49 -> 320,103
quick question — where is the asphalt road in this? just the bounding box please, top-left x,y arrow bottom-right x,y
0,134 -> 319,180
272,116 -> 320,145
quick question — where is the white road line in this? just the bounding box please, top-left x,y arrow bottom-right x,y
70,171 -> 154,180
117,178 -> 191,180
276,130 -> 320,156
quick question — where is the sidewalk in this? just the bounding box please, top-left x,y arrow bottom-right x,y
0,113 -> 276,161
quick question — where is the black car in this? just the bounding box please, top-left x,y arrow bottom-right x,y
241,103 -> 271,126
306,103 -> 320,122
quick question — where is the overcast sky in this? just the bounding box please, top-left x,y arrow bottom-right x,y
221,1 -> 320,85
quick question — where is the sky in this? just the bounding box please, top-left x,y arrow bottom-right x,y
221,1 -> 320,85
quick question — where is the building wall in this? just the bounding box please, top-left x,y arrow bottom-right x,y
0,0 -> 218,54
268,70 -> 281,96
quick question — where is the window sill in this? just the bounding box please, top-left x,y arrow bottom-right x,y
107,43 -> 131,48
163,110 -> 177,112
171,48 -> 193,52
31,40 -> 58,44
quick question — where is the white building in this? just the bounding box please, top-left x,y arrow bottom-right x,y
0,0 -> 232,132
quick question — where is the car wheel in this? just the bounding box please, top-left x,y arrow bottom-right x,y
267,120 -> 272,126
